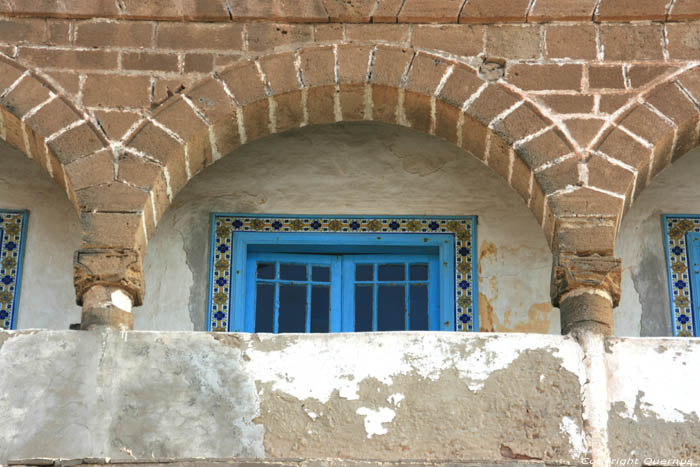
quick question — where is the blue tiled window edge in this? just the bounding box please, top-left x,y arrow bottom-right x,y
207,214 -> 478,333
662,214 -> 700,337
0,209 -> 28,330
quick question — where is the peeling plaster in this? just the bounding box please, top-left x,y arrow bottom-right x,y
355,407 -> 396,438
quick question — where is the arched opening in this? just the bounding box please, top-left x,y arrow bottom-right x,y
140,122 -> 556,333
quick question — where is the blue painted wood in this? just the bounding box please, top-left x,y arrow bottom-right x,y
686,231 -> 700,336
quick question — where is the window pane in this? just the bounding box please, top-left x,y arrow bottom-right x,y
356,264 -> 374,281
378,264 -> 405,281
355,285 -> 373,331
278,284 -> 306,332
280,263 -> 307,281
310,286 -> 330,333
409,285 -> 429,330
409,263 -> 428,281
378,285 -> 405,331
255,284 -> 275,332
257,263 -> 275,279
312,266 -> 330,282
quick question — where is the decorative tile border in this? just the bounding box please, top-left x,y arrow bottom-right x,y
207,214 -> 478,333
662,215 -> 699,337
0,210 -> 28,330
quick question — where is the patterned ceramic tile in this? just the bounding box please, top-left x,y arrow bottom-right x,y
662,215 -> 699,337
0,210 -> 28,330
208,214 -> 477,332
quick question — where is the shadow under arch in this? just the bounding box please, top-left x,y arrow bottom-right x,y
124,44 -> 581,253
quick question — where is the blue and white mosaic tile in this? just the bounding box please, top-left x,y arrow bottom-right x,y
662,215 -> 699,337
0,210 -> 28,330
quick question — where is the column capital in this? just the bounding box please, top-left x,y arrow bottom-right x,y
551,253 -> 622,307
74,248 -> 144,307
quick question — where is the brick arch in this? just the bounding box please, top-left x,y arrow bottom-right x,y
589,65 -> 700,222
124,45 -> 580,251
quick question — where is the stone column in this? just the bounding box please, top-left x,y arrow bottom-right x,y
74,248 -> 144,331
551,254 -> 621,335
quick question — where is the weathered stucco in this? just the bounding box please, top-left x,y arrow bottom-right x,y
0,330 -> 589,464
141,122 -> 557,334
0,139 -> 82,330
616,146 -> 700,337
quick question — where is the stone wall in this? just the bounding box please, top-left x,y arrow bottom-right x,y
0,329 -> 698,465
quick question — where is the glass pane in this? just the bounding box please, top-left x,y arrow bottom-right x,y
356,264 -> 374,281
280,263 -> 307,281
255,284 -> 275,332
378,264 -> 405,281
310,286 -> 330,333
257,262 -> 275,279
409,285 -> 429,330
409,263 -> 429,281
278,284 -> 306,332
355,285 -> 373,331
312,266 -> 330,282
378,285 -> 405,331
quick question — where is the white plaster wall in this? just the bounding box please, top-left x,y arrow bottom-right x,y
142,122 -> 557,333
616,146 -> 700,337
0,139 -> 82,330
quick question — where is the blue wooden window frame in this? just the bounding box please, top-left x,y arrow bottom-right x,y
207,214 -> 478,333
0,209 -> 28,330
662,214 -> 700,337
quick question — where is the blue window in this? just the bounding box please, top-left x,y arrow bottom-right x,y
207,215 -> 478,333
0,209 -> 28,330
662,215 -> 700,337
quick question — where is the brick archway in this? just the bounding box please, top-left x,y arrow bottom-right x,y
123,44 -> 585,253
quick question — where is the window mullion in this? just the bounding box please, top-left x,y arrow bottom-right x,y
273,262 -> 280,333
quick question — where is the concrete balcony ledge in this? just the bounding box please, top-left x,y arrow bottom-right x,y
0,330 -> 698,465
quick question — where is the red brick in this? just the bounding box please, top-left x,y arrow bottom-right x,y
339,83 -> 366,121
346,24 -> 409,43
437,65 -> 483,107
600,24 -> 664,61
511,153 -> 532,201
183,53 -> 213,74
0,57 -> 24,92
540,95 -> 594,114
0,19 -> 46,45
48,122 -> 107,164
618,104 -> 674,148
486,25 -> 541,60
0,74 -> 51,117
157,23 -> 243,50
535,154 -> 578,194
337,45 -> 372,84
75,21 -> 153,48
323,0 -> 374,22
370,46 -> 413,88
645,83 -> 698,128
434,98 -> 460,145
83,74 -> 151,108
492,102 -> 549,144
117,153 -> 162,189
372,0 -> 404,22
596,127 -> 651,169
209,115 -> 241,158
314,24 -> 344,42
306,86 -> 337,126
227,0 -> 327,22
120,0 -> 229,21
529,0 -> 597,22
372,85 -> 399,123
81,212 -> 146,253
669,0 -> 700,20
183,79 -> 233,126
1,0 -> 120,19
461,114 -> 488,161
45,71 -> 80,96
666,23 -> 700,60
404,52 -> 450,95
19,47 -> 118,70
460,0 -> 529,23
627,65 -> 674,88
300,47 -> 336,87
219,61 -> 267,106
516,128 -> 573,169
274,92 -> 304,133
128,123 -> 188,194
27,96 -> 81,138
596,0 -> 668,21
246,23 -> 312,52
399,0 -> 464,23
152,77 -> 194,107
466,84 -> 519,126
259,53 -> 301,94
242,99 -> 271,142
589,66 -> 625,90
122,52 -> 178,72
565,118 -> 605,149
64,149 -> 115,191
93,110 -> 141,141
487,135 -> 512,182
586,154 -> 635,199
545,24 -> 597,60
412,25 -> 484,57
507,64 -> 582,91
157,98 -> 213,174
77,182 -> 149,213
599,94 -> 634,115
548,187 -> 624,219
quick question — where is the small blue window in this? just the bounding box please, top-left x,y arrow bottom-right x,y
207,215 -> 478,333
0,209 -> 28,330
662,215 -> 700,337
